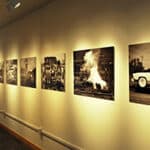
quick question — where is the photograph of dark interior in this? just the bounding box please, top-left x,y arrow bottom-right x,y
129,43 -> 150,105
74,47 -> 114,100
6,59 -> 17,85
0,61 -> 4,83
41,54 -> 65,91
20,57 -> 36,88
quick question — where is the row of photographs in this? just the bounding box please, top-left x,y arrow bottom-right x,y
0,42 -> 149,105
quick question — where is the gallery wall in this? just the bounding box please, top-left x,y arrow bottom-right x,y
40,1 -> 126,150
0,0 -> 150,150
0,9 -> 42,147
125,1 -> 150,150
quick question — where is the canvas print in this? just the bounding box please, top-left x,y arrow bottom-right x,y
129,43 -> 150,105
74,47 -> 114,100
6,59 -> 17,85
41,54 -> 65,91
20,57 -> 36,88
0,61 -> 4,83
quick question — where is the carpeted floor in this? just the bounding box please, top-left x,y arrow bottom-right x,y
0,127 -> 33,150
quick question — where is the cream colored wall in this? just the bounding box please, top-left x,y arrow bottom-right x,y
0,0 -> 149,150
0,10 -> 42,148
40,0 -> 126,150
125,1 -> 150,150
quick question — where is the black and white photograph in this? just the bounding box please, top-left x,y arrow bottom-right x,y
74,47 -> 114,100
6,59 -> 17,85
0,61 -> 4,83
41,54 -> 65,91
20,57 -> 36,88
129,43 -> 150,105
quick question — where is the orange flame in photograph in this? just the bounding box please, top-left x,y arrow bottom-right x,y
82,50 -> 107,90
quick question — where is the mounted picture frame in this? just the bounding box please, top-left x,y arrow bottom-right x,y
74,47 -> 114,100
129,43 -> 150,105
0,61 -> 4,83
20,57 -> 36,88
41,54 -> 65,92
6,59 -> 17,85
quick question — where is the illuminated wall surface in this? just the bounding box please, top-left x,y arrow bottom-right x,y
0,0 -> 150,149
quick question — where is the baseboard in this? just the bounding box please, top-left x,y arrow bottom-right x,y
0,123 -> 41,150
0,110 -> 4,113
4,112 -> 41,132
0,112 -> 83,150
42,130 -> 83,150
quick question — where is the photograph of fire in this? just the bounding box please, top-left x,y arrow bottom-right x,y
74,47 -> 114,100
20,57 -> 36,88
0,61 -> 4,83
129,43 -> 150,105
41,54 -> 65,91
6,59 -> 17,85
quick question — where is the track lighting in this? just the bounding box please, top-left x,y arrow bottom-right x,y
6,0 -> 21,10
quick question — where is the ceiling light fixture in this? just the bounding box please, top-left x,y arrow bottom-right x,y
6,0 -> 21,10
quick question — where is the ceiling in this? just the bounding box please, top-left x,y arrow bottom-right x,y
0,0 -> 54,28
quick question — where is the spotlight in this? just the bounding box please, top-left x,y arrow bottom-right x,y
6,0 -> 21,10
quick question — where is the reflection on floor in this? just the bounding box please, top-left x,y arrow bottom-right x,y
0,127 -> 33,150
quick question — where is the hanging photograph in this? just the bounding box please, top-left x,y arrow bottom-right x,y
6,59 -> 17,85
41,54 -> 65,91
0,61 -> 4,83
74,47 -> 114,100
20,57 -> 36,88
129,43 -> 150,105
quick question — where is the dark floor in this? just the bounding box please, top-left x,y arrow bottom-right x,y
0,127 -> 33,150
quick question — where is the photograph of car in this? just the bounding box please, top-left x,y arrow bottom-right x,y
129,43 -> 150,105
131,72 -> 150,88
